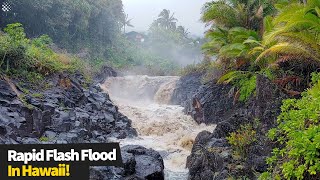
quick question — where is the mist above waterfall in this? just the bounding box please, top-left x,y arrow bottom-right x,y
102,75 -> 180,104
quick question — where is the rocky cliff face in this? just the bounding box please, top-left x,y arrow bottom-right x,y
182,75 -> 288,179
170,72 -> 203,107
0,73 -> 136,144
184,80 -> 234,125
0,71 -> 165,179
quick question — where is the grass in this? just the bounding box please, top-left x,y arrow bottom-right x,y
0,23 -> 97,89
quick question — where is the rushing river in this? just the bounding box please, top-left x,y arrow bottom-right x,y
101,75 -> 215,180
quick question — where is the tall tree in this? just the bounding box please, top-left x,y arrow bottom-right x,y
202,0 -> 280,35
255,0 -> 320,65
176,26 -> 189,38
122,14 -> 134,33
155,9 -> 177,30
1,0 -> 125,55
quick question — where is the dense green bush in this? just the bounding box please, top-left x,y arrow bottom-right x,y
227,124 -> 257,159
261,73 -> 320,180
218,70 -> 257,102
0,23 -> 91,84
1,0 -> 124,54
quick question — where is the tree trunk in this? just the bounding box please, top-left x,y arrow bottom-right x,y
259,18 -> 264,39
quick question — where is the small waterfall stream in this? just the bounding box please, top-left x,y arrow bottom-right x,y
101,75 -> 215,180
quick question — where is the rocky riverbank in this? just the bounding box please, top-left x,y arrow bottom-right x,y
172,74 -> 289,179
0,69 -> 166,179
0,68 -> 292,180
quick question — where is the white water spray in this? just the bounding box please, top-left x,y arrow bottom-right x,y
101,75 -> 215,179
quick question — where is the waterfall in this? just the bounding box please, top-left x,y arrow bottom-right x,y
101,75 -> 215,180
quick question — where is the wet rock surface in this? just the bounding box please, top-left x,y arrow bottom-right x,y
0,73 -> 137,144
90,145 -> 164,180
184,80 -> 234,124
170,73 -> 203,107
185,75 -> 288,179
0,71 -> 166,179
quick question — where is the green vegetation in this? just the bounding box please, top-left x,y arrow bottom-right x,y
0,23 -> 90,86
255,1 -> 320,65
2,0 -> 124,55
262,73 -> 320,180
183,0 -> 319,102
218,71 -> 257,102
102,8 -> 203,75
192,0 -> 320,179
39,137 -> 49,142
1,1 -> 203,75
103,35 -> 180,75
227,124 -> 257,159
1,0 -> 127,74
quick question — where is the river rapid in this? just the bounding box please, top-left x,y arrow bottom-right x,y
101,75 -> 215,180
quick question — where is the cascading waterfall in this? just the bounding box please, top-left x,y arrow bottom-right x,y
101,75 -> 215,180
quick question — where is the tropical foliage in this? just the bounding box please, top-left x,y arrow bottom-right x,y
255,0 -> 320,66
202,0 -> 279,34
146,9 -> 203,70
197,0 -> 320,101
1,2 -> 201,75
227,124 -> 257,159
1,0 -> 124,55
121,14 -> 134,33
262,72 -> 320,180
202,27 -> 260,71
197,0 -> 320,179
153,9 -> 178,30
0,23 -> 88,84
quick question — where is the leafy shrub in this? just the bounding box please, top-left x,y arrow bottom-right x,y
262,73 -> 320,180
39,137 -> 49,142
227,124 -> 257,159
236,75 -> 257,102
1,23 -> 92,85
219,71 -> 257,102
0,23 -> 28,72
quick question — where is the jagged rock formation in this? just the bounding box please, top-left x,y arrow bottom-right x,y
94,66 -> 118,84
170,72 -> 203,107
90,145 -> 164,180
184,75 -> 288,179
0,71 -> 165,179
0,73 -> 136,144
184,80 -> 234,124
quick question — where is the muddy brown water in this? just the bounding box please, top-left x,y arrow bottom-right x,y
101,75 -> 215,180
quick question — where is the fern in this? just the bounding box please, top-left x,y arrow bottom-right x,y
257,1 -> 320,66
218,70 -> 257,102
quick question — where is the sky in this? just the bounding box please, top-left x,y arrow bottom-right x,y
122,0 -> 211,37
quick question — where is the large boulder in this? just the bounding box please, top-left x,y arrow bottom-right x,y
184,80 -> 234,124
170,73 -> 203,106
94,66 -> 118,84
90,145 -> 165,180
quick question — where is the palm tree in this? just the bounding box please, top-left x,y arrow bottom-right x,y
176,26 -> 189,38
155,9 -> 178,30
202,0 -> 279,35
202,27 -> 260,70
122,14 -> 134,34
255,0 -> 320,66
